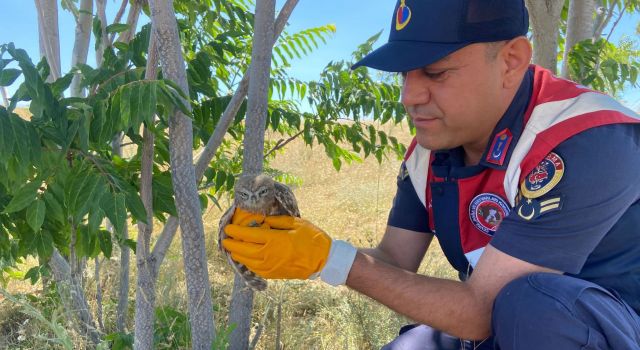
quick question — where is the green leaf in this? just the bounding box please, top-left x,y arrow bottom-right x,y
24,266 -> 41,284
106,23 -> 130,34
50,73 -> 74,96
0,68 -> 21,86
21,230 -> 53,258
98,230 -> 112,258
26,199 -> 46,232
3,178 -> 42,213
44,190 -> 66,224
101,192 -> 126,237
88,205 -> 105,234
125,191 -> 148,224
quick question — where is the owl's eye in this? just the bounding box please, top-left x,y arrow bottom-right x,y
258,188 -> 268,196
239,192 -> 249,199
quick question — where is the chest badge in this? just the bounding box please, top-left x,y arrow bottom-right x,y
469,193 -> 511,236
521,152 -> 565,199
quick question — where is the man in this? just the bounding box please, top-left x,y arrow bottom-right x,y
222,0 -> 640,348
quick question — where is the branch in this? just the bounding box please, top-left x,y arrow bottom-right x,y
605,8 -> 625,43
113,0 -> 129,28
263,129 -> 304,159
194,0 -> 300,180
112,0 -> 142,45
593,1 -> 617,41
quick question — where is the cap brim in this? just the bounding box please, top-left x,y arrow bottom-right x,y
351,41 -> 470,72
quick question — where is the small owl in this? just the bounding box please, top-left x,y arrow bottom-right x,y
218,173 -> 300,291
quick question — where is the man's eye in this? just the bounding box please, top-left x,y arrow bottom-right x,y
424,70 -> 446,80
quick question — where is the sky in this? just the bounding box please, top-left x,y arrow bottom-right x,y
1,0 -> 640,108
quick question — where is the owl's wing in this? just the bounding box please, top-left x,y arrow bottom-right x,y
274,182 -> 301,217
218,204 -> 236,253
217,203 -> 268,291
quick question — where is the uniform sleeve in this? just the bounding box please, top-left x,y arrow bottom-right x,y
492,124 -> 640,274
387,162 -> 431,233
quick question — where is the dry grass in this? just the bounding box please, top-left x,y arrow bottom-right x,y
2,121 -> 457,349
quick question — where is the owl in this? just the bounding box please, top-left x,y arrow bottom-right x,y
218,173 -> 300,291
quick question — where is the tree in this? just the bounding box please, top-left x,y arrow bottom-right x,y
527,0 -> 640,96
526,0 -> 565,72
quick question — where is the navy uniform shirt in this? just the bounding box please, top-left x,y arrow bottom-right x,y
388,69 -> 640,314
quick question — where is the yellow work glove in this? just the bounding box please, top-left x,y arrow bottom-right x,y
231,207 -> 268,227
222,215 -> 332,279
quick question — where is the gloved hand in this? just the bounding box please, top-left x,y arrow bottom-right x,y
222,215 -> 357,285
231,207 -> 267,227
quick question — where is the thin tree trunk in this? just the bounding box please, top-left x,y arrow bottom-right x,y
1,86 -> 9,107
228,1 -> 276,349
561,0 -> 597,78
525,0 -> 564,73
148,1 -> 216,348
95,0 -> 108,66
112,135 -> 131,333
70,0 -> 93,97
95,258 -> 105,332
36,2 -> 100,344
34,0 -> 61,81
114,0 -> 142,44
49,251 -> 101,345
133,31 -> 159,350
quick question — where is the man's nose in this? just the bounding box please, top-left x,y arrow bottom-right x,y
401,70 -> 431,107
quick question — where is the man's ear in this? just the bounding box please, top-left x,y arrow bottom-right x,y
500,36 -> 532,89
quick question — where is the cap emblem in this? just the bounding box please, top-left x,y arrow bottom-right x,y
395,0 -> 412,31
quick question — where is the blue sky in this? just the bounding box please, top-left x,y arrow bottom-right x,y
1,1 -> 640,108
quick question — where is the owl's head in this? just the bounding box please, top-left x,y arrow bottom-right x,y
234,174 -> 276,214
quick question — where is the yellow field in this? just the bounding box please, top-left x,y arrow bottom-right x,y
1,120 -> 457,349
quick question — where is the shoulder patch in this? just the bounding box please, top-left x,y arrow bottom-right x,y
516,195 -> 564,221
521,152 -> 565,199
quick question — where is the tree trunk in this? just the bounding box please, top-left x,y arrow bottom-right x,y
1,86 -> 9,107
228,1 -> 275,349
95,0 -> 108,66
133,31 -> 160,350
49,250 -> 101,345
115,0 -> 142,44
95,258 -> 105,332
561,0 -> 597,78
34,0 -> 61,81
70,0 -> 93,97
128,2 -> 299,347
148,1 -> 216,348
525,0 -> 564,73
37,2 -> 99,344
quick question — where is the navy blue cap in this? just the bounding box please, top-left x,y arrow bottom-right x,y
353,0 -> 529,72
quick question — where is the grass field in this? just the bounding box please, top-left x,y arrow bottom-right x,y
1,119 -> 457,349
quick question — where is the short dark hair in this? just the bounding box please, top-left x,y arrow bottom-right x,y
485,40 -> 508,61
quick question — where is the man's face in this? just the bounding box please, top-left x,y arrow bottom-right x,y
401,43 -> 507,156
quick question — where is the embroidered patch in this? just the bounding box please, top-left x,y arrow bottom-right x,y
469,193 -> 511,236
395,0 -> 412,31
486,129 -> 513,166
516,196 -> 564,221
397,161 -> 409,181
521,152 -> 565,199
